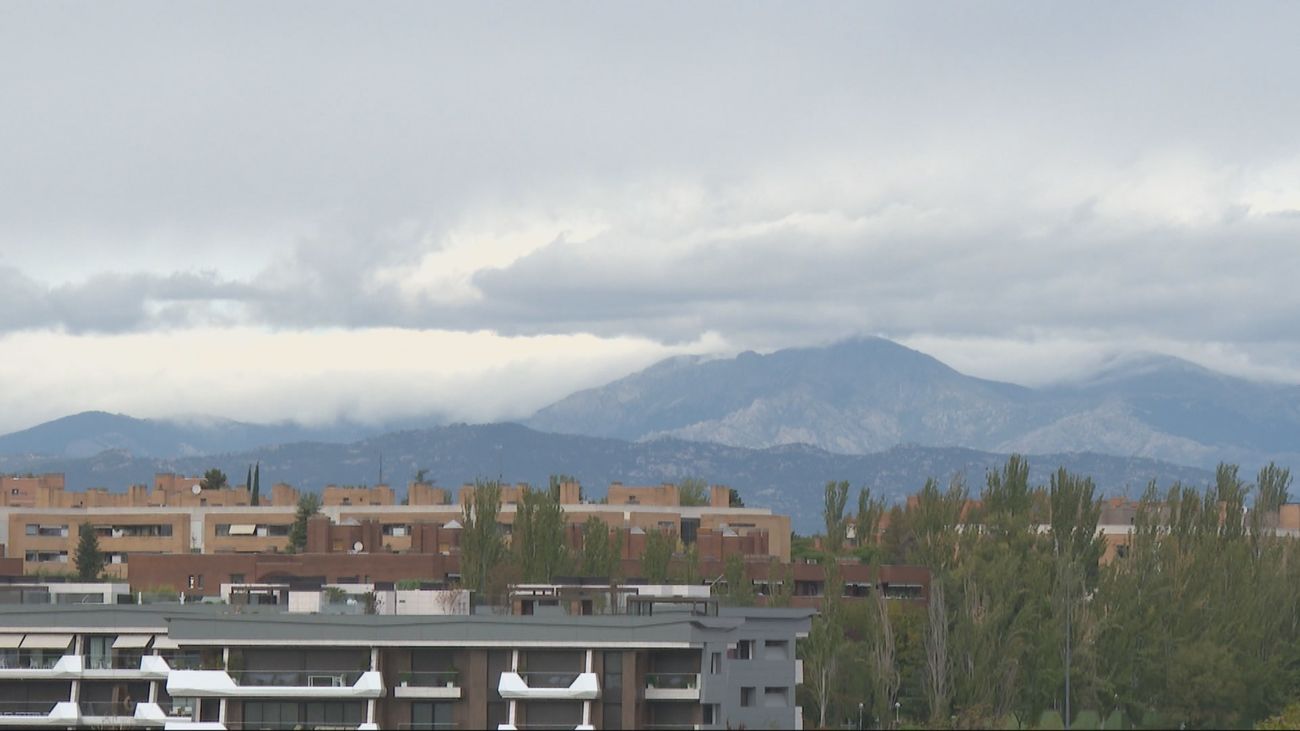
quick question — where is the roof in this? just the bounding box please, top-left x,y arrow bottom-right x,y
0,603 -> 807,648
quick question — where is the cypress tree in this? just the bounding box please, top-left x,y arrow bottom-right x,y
251,462 -> 261,507
75,522 -> 104,581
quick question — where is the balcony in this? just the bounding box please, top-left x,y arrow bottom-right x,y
83,654 -> 172,680
167,668 -> 384,699
497,671 -> 599,700
644,672 -> 701,701
80,701 -> 168,727
0,701 -> 80,727
394,670 -> 461,699
0,653 -> 82,679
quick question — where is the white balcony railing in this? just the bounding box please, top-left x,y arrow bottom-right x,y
644,672 -> 701,701
394,670 -> 462,699
167,669 -> 384,698
497,671 -> 600,700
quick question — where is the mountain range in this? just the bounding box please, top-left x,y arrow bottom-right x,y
0,336 -> 1295,530
0,422 -> 1213,534
528,337 -> 1300,470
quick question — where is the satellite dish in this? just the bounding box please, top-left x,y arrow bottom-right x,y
353,541 -> 364,553
191,484 -> 202,495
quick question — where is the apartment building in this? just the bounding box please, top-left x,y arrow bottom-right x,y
0,592 -> 812,730
2,478 -> 791,578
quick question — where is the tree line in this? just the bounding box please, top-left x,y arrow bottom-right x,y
800,457 -> 1300,729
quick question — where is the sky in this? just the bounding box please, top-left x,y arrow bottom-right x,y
2,2 -> 1300,433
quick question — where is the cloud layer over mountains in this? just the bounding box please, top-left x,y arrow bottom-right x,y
2,2 -> 1300,431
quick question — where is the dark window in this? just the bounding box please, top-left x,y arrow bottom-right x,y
602,651 -> 622,729
741,686 -> 756,707
411,702 -> 454,729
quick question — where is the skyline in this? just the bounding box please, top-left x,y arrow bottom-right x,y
3,2 -> 1300,432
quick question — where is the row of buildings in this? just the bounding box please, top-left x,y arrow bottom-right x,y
0,474 -> 791,579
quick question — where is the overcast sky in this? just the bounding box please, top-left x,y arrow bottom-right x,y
2,2 -> 1299,433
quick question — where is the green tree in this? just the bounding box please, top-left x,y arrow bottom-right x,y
716,553 -> 755,606
514,487 -> 570,582
728,488 -> 745,507
250,462 -> 261,506
824,480 -> 850,555
1257,462 -> 1292,513
200,468 -> 228,491
642,529 -> 676,583
856,486 -> 886,548
678,478 -> 708,506
286,493 -> 321,553
804,559 -> 847,728
460,480 -> 505,594
75,522 -> 104,581
580,516 -> 621,579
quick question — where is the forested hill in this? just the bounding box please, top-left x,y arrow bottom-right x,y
0,423 -> 1211,533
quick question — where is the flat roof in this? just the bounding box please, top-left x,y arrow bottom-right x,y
0,604 -> 810,647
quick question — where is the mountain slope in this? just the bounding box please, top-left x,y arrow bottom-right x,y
528,339 -> 1300,470
0,423 -> 1213,533
0,411 -> 396,459
530,338 -> 1045,454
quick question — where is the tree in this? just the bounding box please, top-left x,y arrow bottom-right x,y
286,493 -> 320,553
717,553 -> 755,606
460,480 -> 505,595
200,468 -> 227,491
580,516 -> 621,579
245,465 -> 252,494
824,480 -> 850,554
642,529 -> 676,583
1257,462 -> 1292,513
923,580 -> 951,724
250,462 -> 261,507
514,487 -> 570,582
75,522 -> 104,581
728,488 -> 745,507
805,560 -> 848,728
679,478 -> 708,506
857,486 -> 886,547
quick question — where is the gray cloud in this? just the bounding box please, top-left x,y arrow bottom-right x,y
2,1 -> 1300,397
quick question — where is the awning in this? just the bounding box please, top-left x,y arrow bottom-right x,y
112,634 -> 153,650
152,636 -> 180,651
0,634 -> 23,649
20,634 -> 72,650
227,524 -> 257,536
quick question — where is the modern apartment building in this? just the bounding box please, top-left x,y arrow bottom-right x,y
0,591 -> 813,730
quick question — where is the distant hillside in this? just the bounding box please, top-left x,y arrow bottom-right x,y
0,410 -> 436,459
0,422 -> 1213,533
529,337 -> 1300,470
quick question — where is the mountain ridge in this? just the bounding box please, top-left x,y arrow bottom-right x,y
529,337 -> 1300,470
0,421 -> 1215,533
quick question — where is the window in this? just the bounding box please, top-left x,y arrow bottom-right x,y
187,575 -> 203,589
703,705 -> 716,724
602,651 -> 622,729
764,640 -> 789,661
230,574 -> 245,584
1116,544 -> 1130,559
764,686 -> 789,707
710,652 -> 722,674
741,687 -> 756,707
411,702 -> 453,730
737,640 -> 755,660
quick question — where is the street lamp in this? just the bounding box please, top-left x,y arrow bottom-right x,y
894,701 -> 901,728
858,702 -> 864,730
